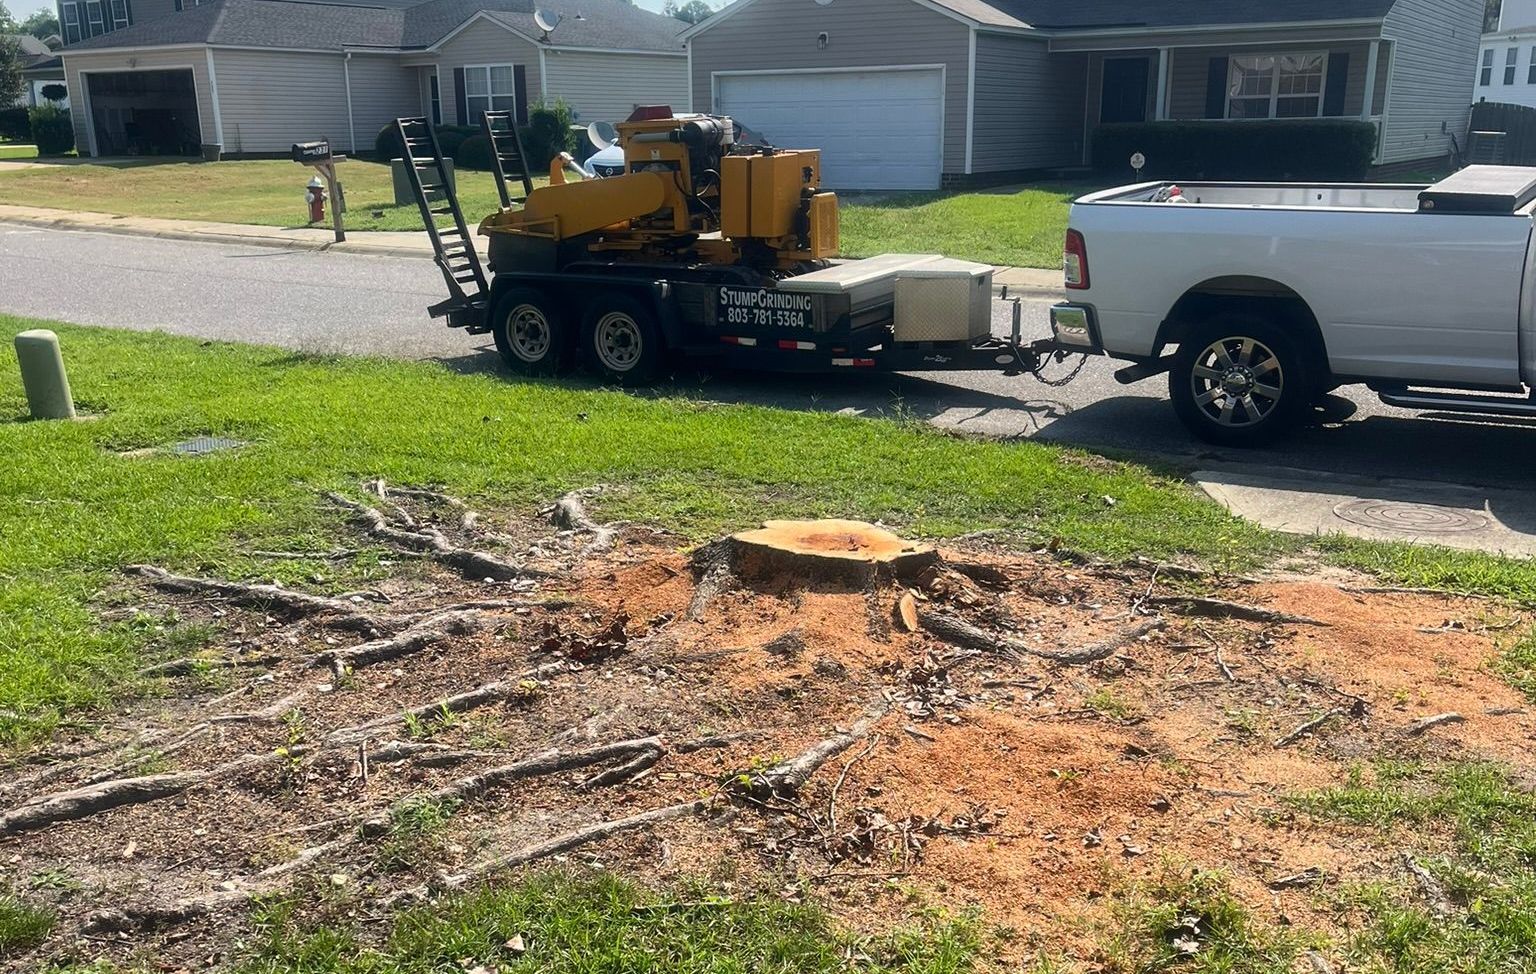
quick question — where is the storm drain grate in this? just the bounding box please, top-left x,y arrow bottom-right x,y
169,436 -> 247,456
1333,499 -> 1490,535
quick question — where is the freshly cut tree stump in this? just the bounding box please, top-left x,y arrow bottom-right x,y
725,520 -> 938,583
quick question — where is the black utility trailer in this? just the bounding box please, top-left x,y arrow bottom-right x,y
395,114 -> 1070,383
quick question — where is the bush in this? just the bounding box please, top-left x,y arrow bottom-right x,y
28,104 -> 74,156
453,133 -> 493,171
40,83 -> 67,103
518,99 -> 574,169
372,121 -> 476,161
1092,120 -> 1379,181
0,107 -> 28,142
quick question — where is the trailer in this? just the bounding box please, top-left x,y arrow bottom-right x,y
396,111 -> 1075,384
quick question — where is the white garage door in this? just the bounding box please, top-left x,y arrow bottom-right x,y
716,68 -> 944,191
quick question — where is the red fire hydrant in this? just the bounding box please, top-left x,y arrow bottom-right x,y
305,175 -> 327,224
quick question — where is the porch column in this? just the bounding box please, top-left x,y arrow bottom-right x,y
1360,40 -> 1380,119
1154,48 -> 1170,121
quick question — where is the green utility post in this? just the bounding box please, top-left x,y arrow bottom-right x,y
14,329 -> 77,420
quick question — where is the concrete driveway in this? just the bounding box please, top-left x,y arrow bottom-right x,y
3,222 -> 1532,553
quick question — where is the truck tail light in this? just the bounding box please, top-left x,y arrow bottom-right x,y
1063,229 -> 1089,290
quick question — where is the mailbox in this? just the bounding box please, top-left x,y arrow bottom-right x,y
291,140 -> 332,164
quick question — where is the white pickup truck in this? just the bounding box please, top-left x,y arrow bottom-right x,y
1048,165 -> 1536,446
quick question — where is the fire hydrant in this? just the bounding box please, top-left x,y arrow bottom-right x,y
305,175 -> 327,224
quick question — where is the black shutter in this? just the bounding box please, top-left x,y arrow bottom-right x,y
453,66 -> 467,125
1323,52 -> 1350,116
1205,56 -> 1227,118
514,64 -> 528,124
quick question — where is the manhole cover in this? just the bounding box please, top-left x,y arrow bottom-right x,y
1332,499 -> 1489,535
170,436 -> 246,455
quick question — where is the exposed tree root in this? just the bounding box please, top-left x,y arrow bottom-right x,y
549,487 -> 617,555
81,889 -> 250,935
1142,596 -> 1328,627
386,485 -> 522,546
0,771 -> 204,837
314,609 -> 486,677
325,665 -> 568,746
737,709 -> 886,800
138,654 -> 282,679
426,736 -> 663,804
326,492 -> 550,581
1405,712 -> 1465,737
1274,709 -> 1345,748
126,565 -> 384,634
580,748 -> 661,790
687,539 -> 739,621
919,611 -> 1165,665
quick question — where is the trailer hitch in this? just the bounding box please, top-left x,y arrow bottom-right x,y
998,290 -> 1090,385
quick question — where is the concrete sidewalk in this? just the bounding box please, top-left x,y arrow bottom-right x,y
0,203 -> 1065,294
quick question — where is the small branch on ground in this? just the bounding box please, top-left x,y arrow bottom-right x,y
1405,712 -> 1465,737
736,709 -> 886,800
1274,709 -> 1345,748
1142,595 -> 1328,627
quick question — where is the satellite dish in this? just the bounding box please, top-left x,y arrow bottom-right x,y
534,8 -> 562,34
587,120 -> 618,151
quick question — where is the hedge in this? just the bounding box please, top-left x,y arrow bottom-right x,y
455,102 -> 576,172
28,105 -> 74,156
0,107 -> 29,142
372,122 -> 476,161
1092,120 -> 1379,181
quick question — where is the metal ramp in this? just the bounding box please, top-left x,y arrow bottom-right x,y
482,109 -> 536,210
394,116 -> 489,331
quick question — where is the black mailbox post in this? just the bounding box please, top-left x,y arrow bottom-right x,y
291,140 -> 333,165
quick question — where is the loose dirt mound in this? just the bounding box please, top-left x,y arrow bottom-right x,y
3,489 -> 1531,970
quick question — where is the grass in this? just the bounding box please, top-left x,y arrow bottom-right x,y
239,871 -> 989,973
1493,627 -> 1536,702
840,183 -> 1091,268
0,156 -> 1086,266
0,315 -> 1281,745
0,144 -> 38,161
0,892 -> 56,954
1293,762 -> 1536,974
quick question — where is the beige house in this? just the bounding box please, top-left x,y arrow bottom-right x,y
685,0 -> 1484,189
55,0 -> 689,158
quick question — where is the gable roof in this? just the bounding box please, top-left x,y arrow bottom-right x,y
61,0 -> 686,54
687,0 -> 1399,39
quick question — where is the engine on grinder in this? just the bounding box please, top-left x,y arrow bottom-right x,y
480,106 -> 839,272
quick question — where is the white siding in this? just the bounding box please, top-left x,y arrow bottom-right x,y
1500,0 -> 1536,30
62,47 -> 214,155
971,34 -> 1086,173
212,48 -> 350,154
433,18 -> 542,126
1472,33 -> 1536,110
1380,0 -> 1483,164
541,49 -> 688,124
346,52 -> 419,151
689,0 -> 972,175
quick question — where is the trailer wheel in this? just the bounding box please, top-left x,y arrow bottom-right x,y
581,293 -> 664,384
1169,315 -> 1310,448
491,287 -> 569,376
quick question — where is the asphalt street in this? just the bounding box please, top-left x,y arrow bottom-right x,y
2,222 -> 1530,497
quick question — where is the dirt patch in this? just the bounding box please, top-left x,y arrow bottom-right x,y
2,493 -> 1532,970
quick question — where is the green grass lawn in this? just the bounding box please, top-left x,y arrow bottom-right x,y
0,156 -> 1086,266
0,144 -> 39,161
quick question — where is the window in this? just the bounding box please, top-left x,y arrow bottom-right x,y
61,1 -> 82,44
85,0 -> 105,36
1227,52 -> 1326,119
1528,48 -> 1535,84
462,65 -> 516,120
430,73 -> 442,126
1482,48 -> 1495,86
109,0 -> 129,29
1506,46 -> 1519,85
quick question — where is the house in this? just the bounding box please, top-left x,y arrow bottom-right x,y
7,34 -> 69,108
53,0 -> 689,158
684,0 -> 1484,190
1474,0 -> 1536,109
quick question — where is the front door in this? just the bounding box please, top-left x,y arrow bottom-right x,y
1100,57 -> 1150,124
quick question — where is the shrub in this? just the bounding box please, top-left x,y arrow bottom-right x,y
372,121 -> 476,161
28,104 -> 74,156
453,132 -> 493,171
0,107 -> 28,142
518,98 -> 574,169
1092,119 -> 1379,181
40,83 -> 67,103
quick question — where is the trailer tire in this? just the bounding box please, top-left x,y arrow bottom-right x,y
581,293 -> 664,385
491,287 -> 571,376
1169,314 -> 1310,448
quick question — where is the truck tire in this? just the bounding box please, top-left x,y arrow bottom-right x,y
1169,314 -> 1311,448
581,292 -> 664,384
490,287 -> 570,376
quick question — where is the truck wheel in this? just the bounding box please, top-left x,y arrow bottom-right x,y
581,293 -> 664,384
1169,315 -> 1310,447
491,287 -> 570,376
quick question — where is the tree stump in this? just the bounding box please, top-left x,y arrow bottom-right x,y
724,519 -> 937,584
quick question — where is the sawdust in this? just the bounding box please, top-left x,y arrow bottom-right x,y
3,508 -> 1532,971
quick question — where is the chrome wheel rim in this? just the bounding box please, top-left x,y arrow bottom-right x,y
1190,336 -> 1284,428
594,312 -> 642,372
506,304 -> 551,363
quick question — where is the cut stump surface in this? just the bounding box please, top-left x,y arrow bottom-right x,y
728,519 -> 938,582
